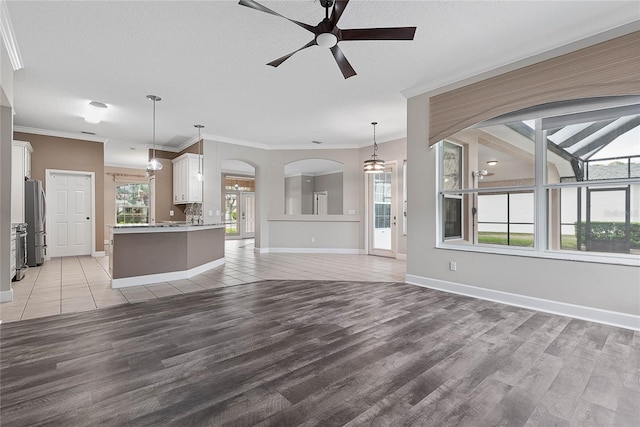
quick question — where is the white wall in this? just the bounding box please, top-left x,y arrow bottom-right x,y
406,92 -> 640,325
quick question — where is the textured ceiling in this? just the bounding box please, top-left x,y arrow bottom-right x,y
5,1 -> 639,168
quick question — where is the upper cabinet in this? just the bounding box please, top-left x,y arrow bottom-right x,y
11,141 -> 33,223
172,153 -> 202,204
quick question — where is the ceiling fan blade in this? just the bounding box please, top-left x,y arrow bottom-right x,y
267,40 -> 317,67
330,0 -> 350,26
330,45 -> 356,79
239,0 -> 316,33
340,27 -> 416,41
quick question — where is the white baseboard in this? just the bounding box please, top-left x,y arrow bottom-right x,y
92,251 -> 106,258
405,274 -> 640,331
112,257 -> 225,289
0,288 -> 14,303
396,253 -> 407,260
261,247 -> 362,255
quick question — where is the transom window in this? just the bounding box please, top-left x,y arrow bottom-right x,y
438,99 -> 640,263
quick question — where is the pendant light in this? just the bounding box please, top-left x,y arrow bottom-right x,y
146,95 -> 163,171
364,121 -> 385,173
194,124 -> 204,181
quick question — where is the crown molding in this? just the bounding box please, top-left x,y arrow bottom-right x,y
400,20 -> 640,99
0,0 -> 23,70
13,126 -> 109,143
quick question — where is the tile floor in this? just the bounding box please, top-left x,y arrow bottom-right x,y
1,239 -> 406,323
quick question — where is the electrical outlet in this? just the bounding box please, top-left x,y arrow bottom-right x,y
208,210 -> 213,216
311,237 -> 316,243
449,261 -> 457,271
169,210 -> 174,217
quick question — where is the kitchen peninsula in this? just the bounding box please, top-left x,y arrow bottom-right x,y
108,223 -> 225,288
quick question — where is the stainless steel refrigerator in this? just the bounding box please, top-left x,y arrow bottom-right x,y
25,179 -> 46,266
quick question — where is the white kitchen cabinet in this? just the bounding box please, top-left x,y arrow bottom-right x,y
11,141 -> 33,223
172,153 -> 203,204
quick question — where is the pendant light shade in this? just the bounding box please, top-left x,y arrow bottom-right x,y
194,124 -> 204,181
364,121 -> 385,173
147,95 -> 163,171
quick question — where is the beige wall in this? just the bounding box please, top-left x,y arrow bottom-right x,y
103,166 -> 148,243
1,39 -> 15,298
406,50 -> 640,318
148,144 -> 202,223
199,138 -> 408,256
14,132 -> 105,253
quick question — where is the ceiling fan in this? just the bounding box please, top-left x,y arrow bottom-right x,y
239,0 -> 416,79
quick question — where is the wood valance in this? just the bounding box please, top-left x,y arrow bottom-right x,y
428,31 -> 640,146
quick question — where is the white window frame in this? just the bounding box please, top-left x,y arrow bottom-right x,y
437,99 -> 640,267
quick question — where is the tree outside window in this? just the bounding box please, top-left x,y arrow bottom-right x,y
116,183 -> 149,224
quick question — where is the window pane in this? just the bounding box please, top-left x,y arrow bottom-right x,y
115,183 -> 149,224
477,192 -> 534,247
444,120 -> 535,190
443,141 -> 462,191
549,184 -> 639,255
225,193 -> 238,234
443,197 -> 462,239
546,113 -> 640,183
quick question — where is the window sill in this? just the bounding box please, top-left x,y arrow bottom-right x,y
436,243 -> 640,267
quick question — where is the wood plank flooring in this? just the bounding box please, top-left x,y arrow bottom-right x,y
1,280 -> 638,426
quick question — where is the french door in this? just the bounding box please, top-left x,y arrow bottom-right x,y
240,192 -> 255,239
368,165 -> 396,257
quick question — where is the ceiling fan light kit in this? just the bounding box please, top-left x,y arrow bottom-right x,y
238,0 -> 416,79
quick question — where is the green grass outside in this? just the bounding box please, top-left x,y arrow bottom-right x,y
477,232 -> 580,249
477,232 -> 534,247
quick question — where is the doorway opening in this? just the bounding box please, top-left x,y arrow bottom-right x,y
223,175 -> 255,239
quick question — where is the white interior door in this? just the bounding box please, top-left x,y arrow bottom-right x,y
368,165 -> 396,257
240,192 -> 255,239
50,172 -> 92,257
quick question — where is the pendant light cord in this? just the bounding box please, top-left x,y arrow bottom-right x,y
372,121 -> 378,158
152,98 -> 156,159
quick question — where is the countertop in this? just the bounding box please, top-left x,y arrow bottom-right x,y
109,223 -> 225,234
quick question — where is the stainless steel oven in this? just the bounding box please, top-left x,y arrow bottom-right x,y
14,223 -> 28,281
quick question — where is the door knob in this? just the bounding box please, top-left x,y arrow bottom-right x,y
86,217 -> 90,220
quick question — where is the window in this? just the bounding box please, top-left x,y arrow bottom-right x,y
373,172 -> 392,228
116,183 -> 149,224
438,99 -> 640,263
442,142 -> 463,239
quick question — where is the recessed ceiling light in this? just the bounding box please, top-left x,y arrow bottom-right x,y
486,160 -> 498,166
84,101 -> 108,124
